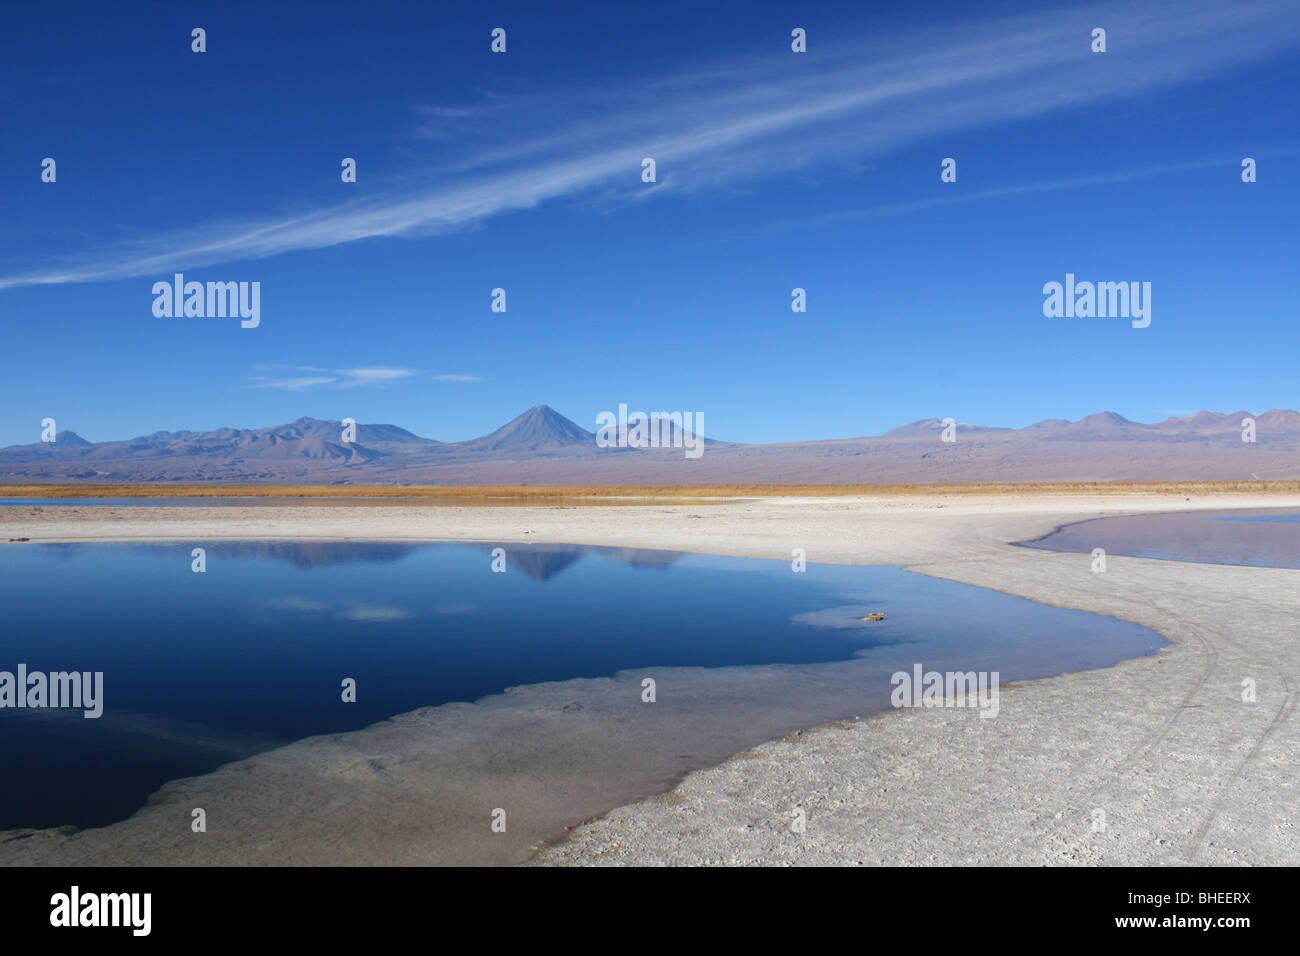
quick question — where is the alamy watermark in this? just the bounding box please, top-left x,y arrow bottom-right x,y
152,273 -> 260,328
50,886 -> 150,936
890,663 -> 999,718
595,404 -> 705,459
1043,273 -> 1150,329
0,664 -> 103,718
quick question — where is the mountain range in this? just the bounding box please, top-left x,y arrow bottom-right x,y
2,405 -> 1298,484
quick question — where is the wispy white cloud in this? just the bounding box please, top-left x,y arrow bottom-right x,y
252,363 -> 330,373
337,366 -> 419,386
244,365 -> 420,390
261,596 -> 331,613
1,0 -> 1295,292
336,603 -> 412,623
261,596 -> 413,623
713,155 -> 1264,242
250,376 -> 338,391
433,374 -> 480,383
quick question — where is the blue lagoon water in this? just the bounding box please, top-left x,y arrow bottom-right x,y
0,540 -> 1166,831
1023,508 -> 1300,569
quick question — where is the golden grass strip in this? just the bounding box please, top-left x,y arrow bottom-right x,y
2,481 -> 1299,500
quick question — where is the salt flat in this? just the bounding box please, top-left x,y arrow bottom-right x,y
1,492 -> 1295,865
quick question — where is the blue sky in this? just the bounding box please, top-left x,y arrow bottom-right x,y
1,0 -> 1297,446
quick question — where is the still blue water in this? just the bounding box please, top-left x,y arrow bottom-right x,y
0,540 -> 1166,830
1023,508 -> 1300,568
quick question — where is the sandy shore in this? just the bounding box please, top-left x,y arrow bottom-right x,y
1,492 -> 1297,865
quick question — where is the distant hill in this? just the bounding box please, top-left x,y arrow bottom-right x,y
1,406 -> 1297,484
882,419 -> 1010,438
55,430 -> 93,448
455,405 -> 596,454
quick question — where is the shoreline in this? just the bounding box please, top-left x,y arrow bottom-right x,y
2,492 -> 1297,865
